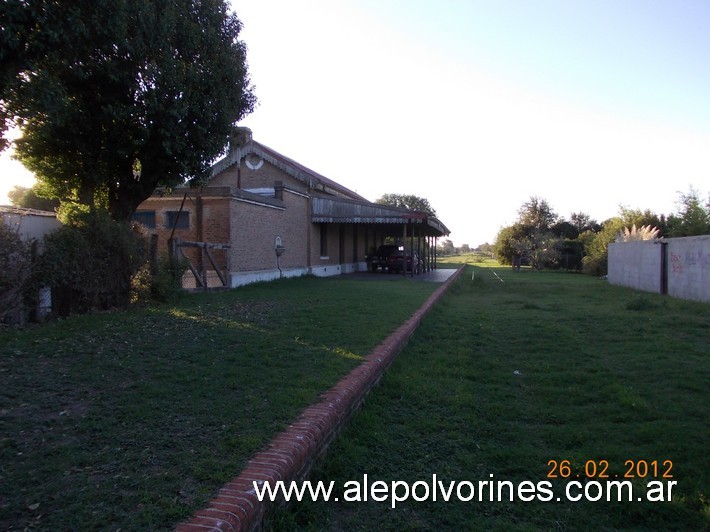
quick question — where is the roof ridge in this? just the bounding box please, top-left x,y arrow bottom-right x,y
209,136 -> 368,202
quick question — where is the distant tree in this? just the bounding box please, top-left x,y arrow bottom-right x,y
493,223 -> 530,266
2,0 -> 256,220
476,242 -> 493,255
581,217 -> 625,276
495,197 -> 561,269
529,232 -> 560,269
556,239 -> 584,270
438,239 -> 455,256
550,219 -> 579,239
459,243 -> 471,254
7,184 -> 59,211
518,196 -> 558,230
618,206 -> 664,231
376,194 -> 437,217
570,212 -> 600,233
666,187 -> 710,237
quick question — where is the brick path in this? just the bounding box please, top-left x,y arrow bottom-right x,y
176,265 -> 464,531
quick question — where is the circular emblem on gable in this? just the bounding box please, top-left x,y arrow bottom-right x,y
245,153 -> 264,170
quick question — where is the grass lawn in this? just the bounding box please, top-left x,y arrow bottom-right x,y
0,275 -> 439,530
270,266 -> 709,530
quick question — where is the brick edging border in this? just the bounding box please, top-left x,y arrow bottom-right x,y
176,265 -> 465,531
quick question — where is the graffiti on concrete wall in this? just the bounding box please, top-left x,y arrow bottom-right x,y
670,248 -> 710,275
670,252 -> 683,274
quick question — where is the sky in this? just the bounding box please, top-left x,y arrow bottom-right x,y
2,0 -> 709,246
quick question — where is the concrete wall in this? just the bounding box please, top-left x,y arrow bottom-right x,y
666,235 -> 710,303
608,241 -> 663,294
608,235 -> 710,303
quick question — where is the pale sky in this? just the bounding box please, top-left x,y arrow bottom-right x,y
2,0 -> 709,246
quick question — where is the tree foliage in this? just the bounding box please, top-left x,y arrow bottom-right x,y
581,217 -> 625,276
489,190 -> 709,275
517,196 -> 557,230
493,224 -> 528,266
7,184 -> 59,211
1,0 -> 255,220
666,187 -> 710,237
494,196 -> 561,269
617,206 -> 664,233
375,193 -> 437,217
494,196 -> 622,272
437,238 -> 455,255
570,211 -> 600,234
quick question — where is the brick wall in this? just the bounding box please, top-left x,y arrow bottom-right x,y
229,190 -> 309,272
136,153 -> 389,283
136,194 -> 231,272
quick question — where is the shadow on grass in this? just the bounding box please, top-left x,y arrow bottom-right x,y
0,275 -> 438,530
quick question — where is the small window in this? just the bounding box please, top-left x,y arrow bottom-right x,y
166,210 -> 189,229
132,210 -> 156,228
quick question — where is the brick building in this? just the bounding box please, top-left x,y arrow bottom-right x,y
135,129 -> 450,288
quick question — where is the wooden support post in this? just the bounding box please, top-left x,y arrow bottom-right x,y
200,246 -> 207,289
409,222 -> 414,277
402,221 -> 407,277
426,235 -> 434,271
434,237 -> 438,269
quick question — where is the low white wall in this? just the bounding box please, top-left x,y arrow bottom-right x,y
608,241 -> 662,294
608,236 -> 710,303
230,267 -> 308,287
311,264 -> 342,277
230,262 -> 363,286
340,261 -> 368,274
667,236 -> 710,303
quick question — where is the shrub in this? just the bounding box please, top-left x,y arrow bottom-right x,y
131,253 -> 187,304
150,254 -> 188,302
36,210 -> 147,316
0,222 -> 34,323
582,255 -> 606,277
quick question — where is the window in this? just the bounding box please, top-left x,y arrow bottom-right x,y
165,210 -> 189,229
320,224 -> 328,257
132,210 -> 156,228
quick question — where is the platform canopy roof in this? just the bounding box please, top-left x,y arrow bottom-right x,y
311,195 -> 450,237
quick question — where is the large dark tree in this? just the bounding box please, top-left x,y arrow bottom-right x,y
1,0 -> 255,220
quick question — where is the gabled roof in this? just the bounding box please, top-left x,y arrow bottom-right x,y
208,130 -> 450,237
210,135 -> 368,202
